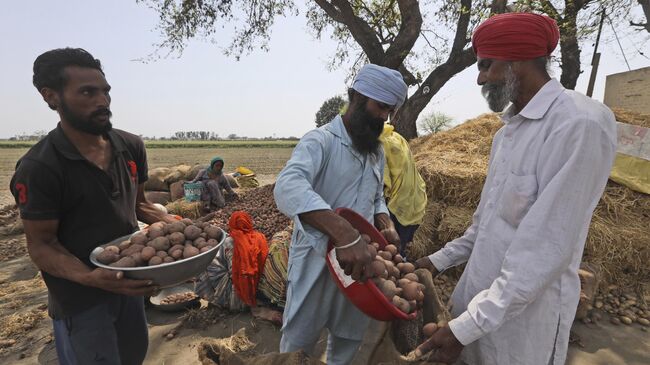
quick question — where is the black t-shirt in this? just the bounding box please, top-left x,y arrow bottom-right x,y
10,124 -> 148,319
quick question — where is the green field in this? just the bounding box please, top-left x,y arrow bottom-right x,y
0,140 -> 298,149
1,147 -> 294,207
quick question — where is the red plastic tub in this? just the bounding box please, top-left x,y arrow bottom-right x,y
325,207 -> 417,321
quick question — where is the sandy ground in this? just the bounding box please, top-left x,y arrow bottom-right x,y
0,200 -> 648,364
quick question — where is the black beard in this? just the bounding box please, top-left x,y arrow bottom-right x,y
347,103 -> 384,155
60,99 -> 113,135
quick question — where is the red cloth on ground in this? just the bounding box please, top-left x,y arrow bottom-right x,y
229,211 -> 268,307
472,12 -> 560,61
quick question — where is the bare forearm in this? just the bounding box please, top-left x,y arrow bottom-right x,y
27,238 -> 93,285
298,210 -> 359,246
136,202 -> 176,224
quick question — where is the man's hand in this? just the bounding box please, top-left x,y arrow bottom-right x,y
415,324 -> 464,364
380,227 -> 400,246
84,268 -> 158,297
335,234 -> 373,282
415,256 -> 439,276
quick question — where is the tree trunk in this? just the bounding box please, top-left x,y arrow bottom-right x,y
393,49 -> 477,139
559,15 -> 581,89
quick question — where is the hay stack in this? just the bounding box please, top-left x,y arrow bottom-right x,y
410,111 -> 650,292
165,199 -> 202,219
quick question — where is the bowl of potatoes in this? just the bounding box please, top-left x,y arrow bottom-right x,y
90,219 -> 225,288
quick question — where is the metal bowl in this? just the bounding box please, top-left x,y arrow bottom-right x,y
149,283 -> 200,312
89,228 -> 226,288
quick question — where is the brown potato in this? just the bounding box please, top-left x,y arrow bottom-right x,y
184,225 -> 202,240
181,218 -> 193,226
402,282 -> 420,301
199,232 -> 207,239
206,239 -> 219,247
183,245 -> 200,259
148,237 -> 170,251
130,233 -> 148,246
393,254 -> 404,264
378,251 -> 392,261
148,226 -> 165,239
423,323 -> 438,337
141,246 -> 156,261
401,262 -> 415,274
384,244 -> 398,256
121,244 -> 145,257
199,246 -> 211,253
170,249 -> 183,259
104,245 -> 120,255
148,256 -> 163,266
167,221 -> 186,233
156,250 -> 168,258
379,280 -> 398,298
110,256 -> 136,267
392,296 -> 410,313
168,232 -> 185,246
194,237 -> 208,249
96,250 -> 120,265
403,273 -> 419,282
397,278 -> 410,288
118,240 -> 131,251
163,256 -> 175,263
204,225 -> 222,239
168,244 -> 184,255
369,260 -> 387,278
130,252 -> 146,266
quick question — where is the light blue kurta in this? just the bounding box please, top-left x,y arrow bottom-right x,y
274,115 -> 388,342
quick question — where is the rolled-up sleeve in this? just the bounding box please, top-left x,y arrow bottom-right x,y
449,118 -> 616,345
274,131 -> 332,218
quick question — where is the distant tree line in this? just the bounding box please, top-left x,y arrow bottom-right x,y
6,130 -> 299,141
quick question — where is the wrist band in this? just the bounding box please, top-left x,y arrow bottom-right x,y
335,235 -> 362,250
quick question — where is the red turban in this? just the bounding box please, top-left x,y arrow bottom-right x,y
472,13 -> 560,61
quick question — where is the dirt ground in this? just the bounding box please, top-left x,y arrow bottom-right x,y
0,148 -> 648,364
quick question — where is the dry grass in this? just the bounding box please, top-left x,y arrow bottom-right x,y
165,200 -> 202,219
0,309 -> 46,340
611,108 -> 650,128
410,111 -> 650,292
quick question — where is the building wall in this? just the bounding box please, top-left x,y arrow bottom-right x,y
604,67 -> 650,115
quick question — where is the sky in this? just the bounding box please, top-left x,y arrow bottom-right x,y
1,1 -> 648,139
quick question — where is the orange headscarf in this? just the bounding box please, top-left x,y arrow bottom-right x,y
228,211 -> 268,307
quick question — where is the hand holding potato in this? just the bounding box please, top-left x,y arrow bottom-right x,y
414,324 -> 463,364
380,227 -> 401,246
335,232 -> 373,282
84,268 -> 158,297
415,256 -> 439,277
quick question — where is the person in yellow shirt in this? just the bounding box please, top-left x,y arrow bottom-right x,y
379,123 -> 428,257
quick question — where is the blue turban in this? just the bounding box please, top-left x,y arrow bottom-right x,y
351,64 -> 408,108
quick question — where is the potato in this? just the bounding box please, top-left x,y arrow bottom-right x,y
121,244 -> 145,257
423,323 -> 438,337
148,226 -> 165,239
104,245 -> 120,255
130,252 -> 145,266
369,260 -> 387,278
403,273 -> 419,282
393,254 -> 404,264
168,244 -> 184,254
206,239 -> 219,247
199,232 -> 207,239
200,246 -> 211,253
149,221 -> 167,233
402,282 -> 420,301
118,240 -> 131,251
194,237 -> 208,249
397,278 -> 410,288
379,280 -> 398,298
168,232 -> 185,245
385,244 -> 398,256
371,242 -> 380,250
96,250 -> 120,265
378,251 -> 392,261
361,234 -> 371,242
141,246 -> 156,261
170,249 -> 183,259
392,296 -> 411,313
183,245 -> 200,259
396,263 -> 405,272
167,221 -> 186,233
148,256 -> 163,266
163,256 -> 175,263
184,225 -> 202,240
110,256 -> 136,267
148,237 -> 170,251
204,225 -> 222,240
401,263 -> 415,274
156,250 -> 168,258
130,233 -> 148,246
181,218 -> 193,226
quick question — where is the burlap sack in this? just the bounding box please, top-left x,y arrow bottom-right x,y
145,191 -> 172,205
169,181 -> 185,201
145,167 -> 171,191
165,164 -> 193,185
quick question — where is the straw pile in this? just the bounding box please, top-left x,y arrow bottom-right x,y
165,200 -> 202,219
409,111 -> 650,292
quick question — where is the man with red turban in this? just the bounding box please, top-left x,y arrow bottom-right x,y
416,13 -> 617,365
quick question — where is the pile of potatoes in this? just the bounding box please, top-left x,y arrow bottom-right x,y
96,218 -> 223,267
160,292 -> 197,305
366,237 -> 425,315
588,285 -> 650,329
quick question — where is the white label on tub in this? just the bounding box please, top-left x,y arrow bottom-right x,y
328,249 -> 355,288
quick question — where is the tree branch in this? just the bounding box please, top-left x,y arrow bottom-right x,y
540,0 -> 562,21
383,0 -> 423,68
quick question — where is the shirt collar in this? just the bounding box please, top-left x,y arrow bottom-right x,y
50,123 -> 126,161
324,115 -> 366,162
503,78 -> 564,123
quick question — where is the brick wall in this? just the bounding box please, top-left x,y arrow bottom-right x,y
604,67 -> 650,114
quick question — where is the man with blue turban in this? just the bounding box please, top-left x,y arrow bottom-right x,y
274,64 -> 407,364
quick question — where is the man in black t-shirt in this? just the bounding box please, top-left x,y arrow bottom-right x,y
10,48 -> 178,365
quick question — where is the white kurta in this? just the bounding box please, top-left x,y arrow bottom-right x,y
274,116 -> 388,343
429,79 -> 617,365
